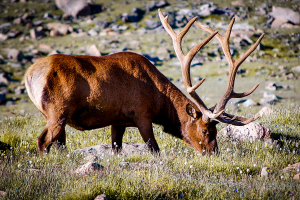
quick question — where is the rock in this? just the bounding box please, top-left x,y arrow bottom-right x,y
47,23 -> 73,36
96,20 -> 110,29
0,92 -> 7,104
86,44 -> 101,57
271,18 -> 288,29
261,91 -> 281,105
255,107 -> 273,118
7,49 -> 24,62
260,167 -> 271,177
282,162 -> 300,172
265,82 -> 282,91
7,29 -> 21,38
38,44 -> 52,52
156,47 -> 170,60
291,66 -> 300,73
0,191 -> 7,198
242,99 -> 257,107
155,0 -> 169,8
55,0 -> 91,18
30,28 -> 44,39
0,73 -> 9,85
231,1 -> 245,7
75,162 -> 104,175
6,101 -> 15,106
197,3 -> 217,17
88,29 -> 98,37
145,19 -> 160,29
71,31 -> 89,37
13,17 -> 22,25
0,23 -> 11,33
218,122 -> 272,142
75,142 -> 148,156
0,33 -> 8,41
15,86 -> 26,95
269,6 -> 300,25
94,194 -> 109,200
293,173 -> 300,180
48,50 -> 61,56
8,62 -> 22,68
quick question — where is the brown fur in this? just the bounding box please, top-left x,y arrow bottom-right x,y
25,52 -> 218,156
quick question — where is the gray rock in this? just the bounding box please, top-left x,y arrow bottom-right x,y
86,44 -> 101,57
94,194 -> 109,200
0,33 -> 8,41
7,49 -> 24,62
6,101 -> 15,106
219,122 -> 272,142
0,23 -> 11,33
260,167 -> 271,177
47,23 -> 73,36
8,62 -> 22,68
30,28 -> 44,39
15,86 -> 26,95
0,73 -> 9,85
255,106 -> 273,118
260,91 -> 281,105
269,6 -> 300,25
48,50 -> 61,56
265,82 -> 282,91
55,0 -> 91,18
13,18 -> 22,25
75,162 -> 104,175
88,29 -> 98,37
242,99 -> 257,107
145,19 -> 160,30
271,18 -> 288,29
292,66 -> 300,73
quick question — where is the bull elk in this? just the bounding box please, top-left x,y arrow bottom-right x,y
24,9 -> 264,156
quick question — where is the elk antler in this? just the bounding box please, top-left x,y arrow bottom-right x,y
158,9 -> 223,122
195,18 -> 265,125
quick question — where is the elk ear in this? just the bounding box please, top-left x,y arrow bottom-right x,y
186,103 -> 198,119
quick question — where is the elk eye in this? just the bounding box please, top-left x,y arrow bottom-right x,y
202,129 -> 207,134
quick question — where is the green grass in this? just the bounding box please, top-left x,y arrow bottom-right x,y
0,107 -> 300,199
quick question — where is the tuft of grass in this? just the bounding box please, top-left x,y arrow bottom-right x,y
0,106 -> 300,199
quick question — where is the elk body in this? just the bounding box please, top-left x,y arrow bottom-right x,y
25,10 -> 264,156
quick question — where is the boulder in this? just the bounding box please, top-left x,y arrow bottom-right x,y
293,173 -> 300,180
0,73 -> 9,85
218,122 -> 272,142
75,162 -> 104,175
265,82 -> 282,91
55,0 -> 91,18
291,66 -> 300,73
86,44 -> 101,57
271,18 -> 288,29
15,86 -> 26,95
7,49 -> 24,62
242,99 -> 257,107
145,19 -> 160,30
269,6 -> 300,25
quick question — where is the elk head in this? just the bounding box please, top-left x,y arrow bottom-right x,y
158,9 -> 265,155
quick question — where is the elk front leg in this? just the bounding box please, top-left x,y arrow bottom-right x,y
136,121 -> 160,154
111,125 -> 126,153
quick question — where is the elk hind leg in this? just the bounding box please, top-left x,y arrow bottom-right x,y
37,118 -> 67,156
111,125 -> 126,153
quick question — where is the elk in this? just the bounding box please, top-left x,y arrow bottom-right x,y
24,9 -> 264,156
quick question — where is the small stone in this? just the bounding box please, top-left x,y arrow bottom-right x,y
0,191 -> 7,198
47,23 -> 73,36
15,86 -> 26,95
30,28 -> 44,39
88,29 -> 98,37
94,194 -> 109,200
7,49 -> 24,62
55,0 -> 91,18
271,18 -> 288,29
6,101 -> 15,106
75,162 -> 104,175
242,99 -> 257,107
86,44 -> 101,57
282,162 -> 300,172
293,173 -> 300,180
291,66 -> 300,73
0,33 -> 8,41
255,107 -> 273,118
13,17 -> 22,25
260,167 -> 271,177
38,44 -> 52,52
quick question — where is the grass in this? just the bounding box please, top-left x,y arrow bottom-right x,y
0,107 -> 300,199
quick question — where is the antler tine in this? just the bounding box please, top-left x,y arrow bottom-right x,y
158,9 -> 220,121
196,18 -> 264,125
196,18 -> 264,114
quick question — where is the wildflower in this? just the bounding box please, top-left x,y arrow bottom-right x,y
84,141 -> 87,144
240,170 -> 242,174
29,161 -> 32,164
27,151 -> 30,155
175,139 -> 177,142
114,142 -> 116,145
227,148 -> 230,152
190,165 -> 193,168
281,175 -> 284,179
160,161 -> 163,165
236,167 -> 239,169
247,169 -> 249,172
107,159 -> 109,162
184,161 -> 187,165
253,164 -> 256,167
